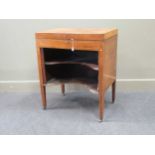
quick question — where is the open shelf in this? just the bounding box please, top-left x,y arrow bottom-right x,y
45,77 -> 98,91
43,48 -> 98,91
45,61 -> 98,70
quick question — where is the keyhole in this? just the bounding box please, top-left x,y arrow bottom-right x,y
71,39 -> 74,52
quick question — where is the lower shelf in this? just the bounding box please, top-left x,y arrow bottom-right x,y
45,77 -> 98,93
45,64 -> 98,93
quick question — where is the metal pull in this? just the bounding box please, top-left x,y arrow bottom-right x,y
71,38 -> 74,52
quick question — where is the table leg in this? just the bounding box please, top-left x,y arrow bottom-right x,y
98,48 -> 105,121
112,81 -> 116,103
37,47 -> 47,109
61,84 -> 65,96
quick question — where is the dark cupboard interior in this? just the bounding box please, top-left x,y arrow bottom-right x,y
43,48 -> 99,90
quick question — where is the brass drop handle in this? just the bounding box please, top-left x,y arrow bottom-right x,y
71,38 -> 74,52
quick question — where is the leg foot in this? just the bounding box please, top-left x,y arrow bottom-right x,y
99,91 -> 104,121
40,85 -> 47,109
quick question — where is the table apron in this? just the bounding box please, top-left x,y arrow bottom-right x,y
36,39 -> 103,51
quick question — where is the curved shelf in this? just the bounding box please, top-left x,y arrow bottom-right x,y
45,77 -> 98,93
45,61 -> 98,70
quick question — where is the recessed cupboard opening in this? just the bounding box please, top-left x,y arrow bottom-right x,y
43,48 -> 98,90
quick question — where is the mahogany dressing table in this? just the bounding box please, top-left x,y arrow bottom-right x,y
35,28 -> 118,121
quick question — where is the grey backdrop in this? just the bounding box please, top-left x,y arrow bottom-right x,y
0,19 -> 155,81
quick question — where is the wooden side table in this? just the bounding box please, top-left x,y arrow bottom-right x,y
35,28 -> 118,121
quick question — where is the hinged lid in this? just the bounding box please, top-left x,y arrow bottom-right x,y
36,28 -> 118,41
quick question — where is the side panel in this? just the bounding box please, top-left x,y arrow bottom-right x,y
103,36 -> 117,90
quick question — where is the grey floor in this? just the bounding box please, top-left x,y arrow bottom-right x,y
0,91 -> 155,135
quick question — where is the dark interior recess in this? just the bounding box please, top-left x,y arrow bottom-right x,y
43,48 -> 98,64
43,48 -> 98,89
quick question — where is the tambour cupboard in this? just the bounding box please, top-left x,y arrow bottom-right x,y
35,28 -> 118,121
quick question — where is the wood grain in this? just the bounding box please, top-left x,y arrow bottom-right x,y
35,28 -> 118,120
36,28 -> 117,41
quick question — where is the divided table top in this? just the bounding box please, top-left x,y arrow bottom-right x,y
36,28 -> 118,41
